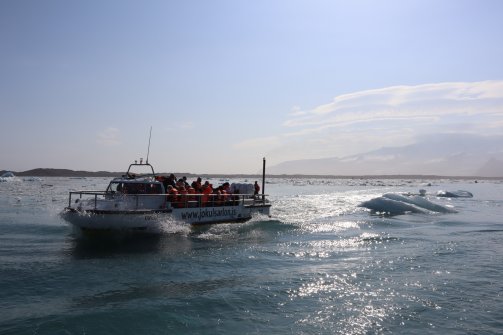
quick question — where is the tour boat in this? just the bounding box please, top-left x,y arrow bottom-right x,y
61,160 -> 271,232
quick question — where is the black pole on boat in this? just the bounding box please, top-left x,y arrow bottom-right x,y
262,157 -> 266,203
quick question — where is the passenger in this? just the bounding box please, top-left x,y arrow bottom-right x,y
191,177 -> 202,193
167,174 -> 177,188
176,178 -> 185,190
187,186 -> 196,201
254,181 -> 260,196
201,182 -> 213,207
221,189 -> 230,205
178,185 -> 188,208
182,176 -> 190,188
156,176 -> 168,191
167,185 -> 178,206
215,188 -> 224,206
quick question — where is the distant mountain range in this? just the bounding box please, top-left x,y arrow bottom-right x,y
0,168 -> 261,179
3,134 -> 502,178
0,168 -> 123,177
268,134 -> 503,177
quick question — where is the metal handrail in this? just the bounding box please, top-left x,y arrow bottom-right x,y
67,191 -> 269,211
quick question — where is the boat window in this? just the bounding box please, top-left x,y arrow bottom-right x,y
107,181 -> 162,194
107,182 -> 124,193
123,183 -> 147,194
146,183 -> 162,194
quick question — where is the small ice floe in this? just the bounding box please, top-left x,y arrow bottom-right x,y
0,171 -> 21,182
359,197 -> 426,215
359,192 -> 457,216
23,177 -> 42,182
436,190 -> 473,198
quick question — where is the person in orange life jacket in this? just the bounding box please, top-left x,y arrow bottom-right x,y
254,181 -> 260,195
166,185 -> 178,205
187,186 -> 196,201
215,186 -> 227,206
222,189 -> 230,205
221,183 -> 231,204
191,177 -> 202,193
201,181 -> 213,206
178,185 -> 188,208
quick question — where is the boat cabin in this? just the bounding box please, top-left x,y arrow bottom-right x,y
104,162 -> 165,195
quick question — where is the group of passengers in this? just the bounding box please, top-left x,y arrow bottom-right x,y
156,174 -> 260,208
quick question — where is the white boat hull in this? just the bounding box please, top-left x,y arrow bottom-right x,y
61,203 -> 271,232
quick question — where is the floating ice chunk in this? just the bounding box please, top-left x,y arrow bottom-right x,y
359,192 -> 458,215
358,197 -> 427,215
383,193 -> 457,213
436,190 -> 473,198
408,195 -> 457,213
0,171 -> 21,182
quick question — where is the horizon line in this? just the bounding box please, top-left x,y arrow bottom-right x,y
1,167 -> 501,180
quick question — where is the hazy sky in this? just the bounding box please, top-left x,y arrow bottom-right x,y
1,0 -> 503,174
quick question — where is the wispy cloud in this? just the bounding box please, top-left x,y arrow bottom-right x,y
236,81 -> 503,162
97,127 -> 121,146
284,81 -> 503,129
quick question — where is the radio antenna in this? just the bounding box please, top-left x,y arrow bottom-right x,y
146,126 -> 152,164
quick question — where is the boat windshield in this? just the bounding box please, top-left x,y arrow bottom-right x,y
107,181 -> 163,195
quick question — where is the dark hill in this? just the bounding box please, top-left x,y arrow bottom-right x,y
1,168 -> 123,177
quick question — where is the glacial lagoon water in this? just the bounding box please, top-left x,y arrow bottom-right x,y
1,176 -> 502,334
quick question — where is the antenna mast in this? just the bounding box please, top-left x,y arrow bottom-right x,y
146,126 -> 152,164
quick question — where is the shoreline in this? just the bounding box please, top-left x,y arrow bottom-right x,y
1,168 -> 501,180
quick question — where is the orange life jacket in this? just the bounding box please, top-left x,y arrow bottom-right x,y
178,187 -> 188,208
201,186 -> 213,206
187,187 -> 196,201
168,188 -> 178,205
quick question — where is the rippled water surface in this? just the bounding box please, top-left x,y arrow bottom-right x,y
1,177 -> 503,334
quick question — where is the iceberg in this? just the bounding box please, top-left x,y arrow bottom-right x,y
382,193 -> 457,213
359,197 -> 427,215
436,190 -> 473,198
359,191 -> 458,215
0,171 -> 21,182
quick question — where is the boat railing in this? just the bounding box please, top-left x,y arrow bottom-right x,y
67,191 -> 269,211
67,191 -> 107,210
